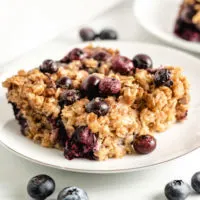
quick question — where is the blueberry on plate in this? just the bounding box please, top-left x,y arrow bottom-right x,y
154,68 -> 173,87
191,171 -> 200,193
99,28 -> 118,40
81,75 -> 101,99
133,134 -> 156,154
164,180 -> 191,200
59,89 -> 81,106
27,174 -> 55,200
39,59 -> 59,74
98,77 -> 121,96
57,186 -> 89,200
86,97 -> 109,116
79,27 -> 96,41
133,54 -> 153,69
111,55 -> 134,75
56,77 -> 72,89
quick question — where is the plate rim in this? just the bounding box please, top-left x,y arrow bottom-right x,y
1,40 -> 200,174
133,0 -> 200,54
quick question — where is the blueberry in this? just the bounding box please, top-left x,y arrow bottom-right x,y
57,186 -> 89,200
67,48 -> 86,61
64,126 -> 97,160
133,134 -> 156,154
79,27 -> 96,41
99,29 -> 118,40
27,174 -> 55,200
39,59 -> 58,74
59,89 -> 81,106
81,75 -> 101,99
56,77 -> 72,89
154,69 -> 172,87
165,180 -> 191,200
111,56 -> 134,75
99,77 -> 121,96
191,172 -> 200,193
93,51 -> 109,61
133,54 -> 153,69
86,97 -> 109,116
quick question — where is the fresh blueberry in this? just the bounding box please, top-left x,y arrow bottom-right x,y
154,69 -> 172,87
99,77 -> 121,96
57,186 -> 89,200
133,54 -> 153,69
81,75 -> 101,99
59,89 -> 81,106
99,28 -> 118,40
86,97 -> 109,116
111,55 -> 134,75
79,27 -> 96,41
93,51 -> 110,61
133,134 -> 156,154
64,126 -> 97,160
165,180 -> 191,200
56,77 -> 72,89
67,48 -> 86,61
27,174 -> 55,200
191,172 -> 200,193
39,59 -> 58,74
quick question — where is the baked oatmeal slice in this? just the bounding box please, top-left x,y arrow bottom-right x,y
2,45 -> 190,161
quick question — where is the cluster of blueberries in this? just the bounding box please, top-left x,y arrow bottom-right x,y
27,174 -> 88,200
79,27 -> 118,41
27,172 -> 200,200
165,172 -> 200,200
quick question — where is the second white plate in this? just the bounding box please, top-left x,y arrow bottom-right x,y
134,0 -> 200,53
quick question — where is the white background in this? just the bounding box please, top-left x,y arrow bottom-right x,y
1,0 -> 200,199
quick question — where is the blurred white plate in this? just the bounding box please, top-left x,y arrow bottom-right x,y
0,41 -> 200,173
134,0 -> 200,53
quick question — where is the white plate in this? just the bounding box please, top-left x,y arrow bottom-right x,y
134,0 -> 200,54
0,41 -> 200,173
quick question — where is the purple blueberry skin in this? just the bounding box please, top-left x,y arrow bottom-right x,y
59,89 -> 81,106
56,77 -> 72,89
99,77 -> 121,96
39,59 -> 58,74
133,54 -> 153,69
154,69 -> 172,87
64,126 -> 97,160
99,29 -> 118,40
86,97 -> 109,116
27,174 -> 55,200
191,172 -> 200,193
67,48 -> 86,61
133,134 -> 156,154
11,102 -> 28,135
93,51 -> 109,61
57,186 -> 89,200
79,27 -> 96,41
165,180 -> 191,200
81,75 -> 101,99
111,56 -> 134,75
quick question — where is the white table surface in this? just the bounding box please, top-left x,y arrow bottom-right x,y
1,0 -> 200,199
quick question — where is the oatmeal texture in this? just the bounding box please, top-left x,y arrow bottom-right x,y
2,45 -> 190,161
